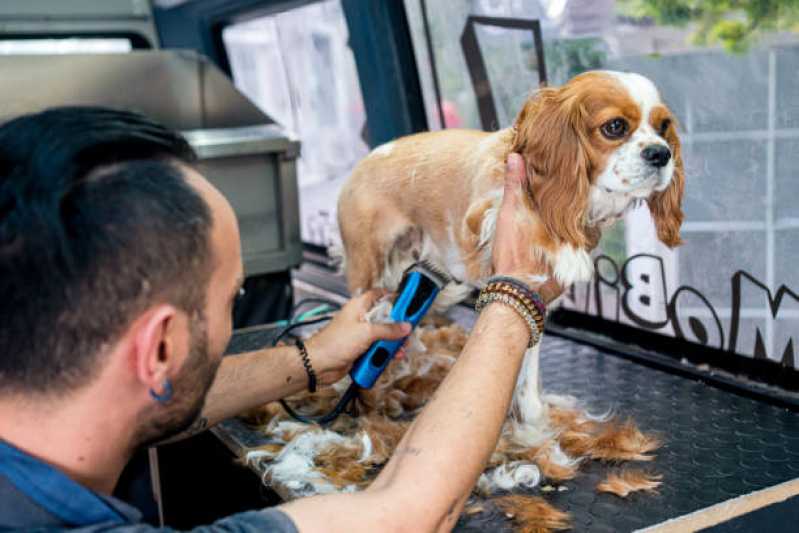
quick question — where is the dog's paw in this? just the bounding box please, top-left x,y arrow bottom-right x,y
552,246 -> 594,286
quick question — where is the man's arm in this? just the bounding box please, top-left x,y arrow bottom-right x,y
280,302 -> 528,532
175,343 -> 312,438
171,291 -> 412,440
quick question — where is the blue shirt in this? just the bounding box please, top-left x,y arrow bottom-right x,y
0,440 -> 297,532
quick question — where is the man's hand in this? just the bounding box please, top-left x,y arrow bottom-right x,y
305,290 -> 411,385
492,152 -> 564,304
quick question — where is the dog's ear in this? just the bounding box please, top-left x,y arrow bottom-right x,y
647,118 -> 685,247
510,87 -> 591,249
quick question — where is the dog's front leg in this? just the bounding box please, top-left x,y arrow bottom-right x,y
509,340 -> 549,446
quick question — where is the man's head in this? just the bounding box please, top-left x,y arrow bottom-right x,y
0,107 -> 243,444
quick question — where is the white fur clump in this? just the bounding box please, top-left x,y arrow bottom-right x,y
358,432 -> 373,463
430,283 -> 472,312
265,419 -> 310,440
477,461 -> 542,493
509,420 -> 555,449
250,430 -> 360,497
542,393 -> 579,409
584,405 -> 615,422
546,443 -> 581,469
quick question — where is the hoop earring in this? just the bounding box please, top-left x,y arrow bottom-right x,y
149,379 -> 174,403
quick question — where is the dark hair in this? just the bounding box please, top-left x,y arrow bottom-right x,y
0,107 -> 213,395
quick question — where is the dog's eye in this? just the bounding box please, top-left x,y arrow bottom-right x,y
601,118 -> 629,140
659,118 -> 672,136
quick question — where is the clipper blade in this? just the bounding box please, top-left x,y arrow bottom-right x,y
406,260 -> 451,289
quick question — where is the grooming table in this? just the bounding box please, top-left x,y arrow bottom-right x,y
216,321 -> 799,532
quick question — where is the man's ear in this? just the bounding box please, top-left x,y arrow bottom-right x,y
130,305 -> 182,394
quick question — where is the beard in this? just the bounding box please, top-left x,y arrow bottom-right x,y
134,311 -> 221,448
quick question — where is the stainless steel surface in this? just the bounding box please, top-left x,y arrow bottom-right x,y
194,150 -> 302,276
184,126 -> 302,275
0,50 -> 302,276
183,125 -> 300,160
0,51 -> 272,130
0,0 -> 159,47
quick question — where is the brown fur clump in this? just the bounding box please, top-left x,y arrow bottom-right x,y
358,327 -> 460,416
281,385 -> 344,418
558,427 -> 598,458
550,409 -> 660,462
547,407 -> 581,429
248,443 -> 284,456
314,444 -> 370,489
361,414 -> 410,464
488,438 -> 543,468
590,419 -> 661,462
488,437 -> 578,481
493,494 -> 570,533
239,403 -> 283,427
418,324 -> 469,354
534,444 -> 579,481
597,469 -> 663,497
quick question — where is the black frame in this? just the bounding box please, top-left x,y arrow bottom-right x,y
154,0 -> 427,147
460,16 -> 547,131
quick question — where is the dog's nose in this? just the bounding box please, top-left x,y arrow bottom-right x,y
641,144 -> 671,168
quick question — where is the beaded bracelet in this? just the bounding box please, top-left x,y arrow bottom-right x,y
475,290 -> 542,347
485,282 -> 545,334
294,338 -> 317,393
486,275 -> 547,317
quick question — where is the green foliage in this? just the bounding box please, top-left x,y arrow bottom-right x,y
617,0 -> 799,52
598,220 -> 628,269
544,38 -> 608,84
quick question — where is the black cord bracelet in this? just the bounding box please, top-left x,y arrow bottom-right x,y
295,338 -> 317,393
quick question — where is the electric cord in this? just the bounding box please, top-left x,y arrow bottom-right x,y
272,300 -> 360,426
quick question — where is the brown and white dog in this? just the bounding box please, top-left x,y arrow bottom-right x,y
337,70 -> 685,438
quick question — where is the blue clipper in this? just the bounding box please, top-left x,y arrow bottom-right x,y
350,261 -> 449,389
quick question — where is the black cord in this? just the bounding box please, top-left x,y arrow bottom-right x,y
279,383 -> 360,427
272,302 -> 359,426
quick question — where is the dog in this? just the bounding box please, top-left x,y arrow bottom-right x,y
336,70 -> 684,439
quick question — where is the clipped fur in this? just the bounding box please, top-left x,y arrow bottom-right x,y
242,320 -> 663,530
492,494 -> 571,532
597,469 -> 663,497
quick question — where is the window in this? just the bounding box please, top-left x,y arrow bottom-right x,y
405,0 -> 799,368
222,0 -> 369,249
0,38 -> 132,55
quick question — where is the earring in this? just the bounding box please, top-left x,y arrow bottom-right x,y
149,379 -> 174,403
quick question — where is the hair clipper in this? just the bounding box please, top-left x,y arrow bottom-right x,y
349,262 -> 450,389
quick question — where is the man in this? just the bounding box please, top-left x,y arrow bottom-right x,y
0,107 -> 561,531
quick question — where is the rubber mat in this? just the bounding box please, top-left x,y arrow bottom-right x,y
223,327 -> 799,532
